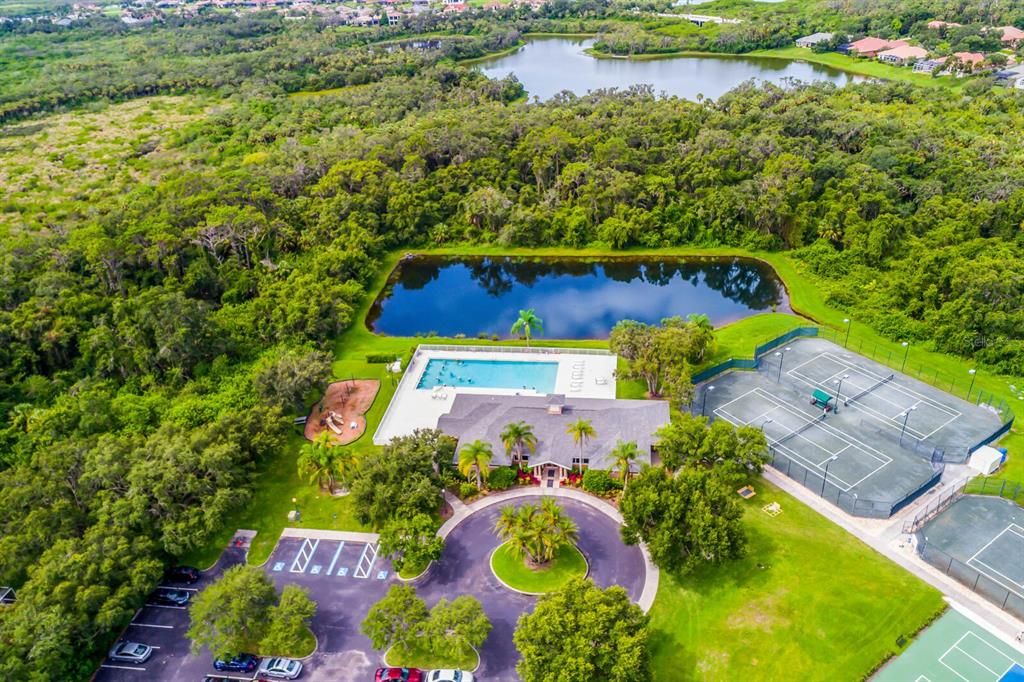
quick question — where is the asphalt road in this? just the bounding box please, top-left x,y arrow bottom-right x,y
93,495 -> 644,682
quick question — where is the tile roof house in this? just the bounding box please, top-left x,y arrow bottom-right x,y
999,26 -> 1024,45
877,45 -> 928,65
953,51 -> 986,67
437,393 -> 670,476
849,37 -> 908,57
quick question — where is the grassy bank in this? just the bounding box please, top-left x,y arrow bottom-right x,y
649,479 -> 946,680
749,47 -> 958,88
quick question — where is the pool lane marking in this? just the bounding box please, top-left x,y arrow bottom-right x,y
326,541 -> 345,576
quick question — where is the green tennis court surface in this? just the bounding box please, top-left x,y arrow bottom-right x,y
875,609 -> 1024,682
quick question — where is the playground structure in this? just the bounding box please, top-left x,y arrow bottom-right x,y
304,379 -> 380,445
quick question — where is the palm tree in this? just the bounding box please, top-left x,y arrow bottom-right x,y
332,447 -> 360,493
500,421 -> 537,468
610,440 -> 640,489
458,440 -> 493,489
510,308 -> 544,347
297,431 -> 339,492
493,500 -> 579,567
566,418 -> 596,464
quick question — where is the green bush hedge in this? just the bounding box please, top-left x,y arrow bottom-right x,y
487,466 -> 518,491
582,469 -> 621,494
365,353 -> 400,364
459,483 -> 479,499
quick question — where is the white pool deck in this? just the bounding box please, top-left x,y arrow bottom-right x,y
373,346 -> 618,445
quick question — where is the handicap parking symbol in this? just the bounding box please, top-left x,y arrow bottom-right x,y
273,562 -> 285,572
376,570 -> 389,580
337,567 -> 349,577
311,565 -> 322,575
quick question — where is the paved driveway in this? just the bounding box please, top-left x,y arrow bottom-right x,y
417,495 -> 646,681
94,495 -> 644,682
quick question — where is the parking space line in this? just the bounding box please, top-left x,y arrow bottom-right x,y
158,585 -> 198,591
99,665 -> 147,671
130,622 -> 174,629
144,604 -> 187,610
326,541 -> 345,576
290,538 -> 320,573
354,543 -> 379,579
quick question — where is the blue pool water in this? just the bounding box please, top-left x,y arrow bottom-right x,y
417,358 -> 558,393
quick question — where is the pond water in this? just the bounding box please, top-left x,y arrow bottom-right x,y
476,37 -> 864,101
367,256 -> 791,339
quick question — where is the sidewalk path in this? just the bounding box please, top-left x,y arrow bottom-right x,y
762,466 -> 1024,651
440,486 -> 659,612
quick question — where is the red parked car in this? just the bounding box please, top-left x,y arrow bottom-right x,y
375,668 -> 424,682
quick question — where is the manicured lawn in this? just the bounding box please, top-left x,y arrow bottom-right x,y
648,479 -> 945,681
181,432 -> 369,569
490,542 -> 588,594
386,640 -> 479,671
749,47 -> 958,88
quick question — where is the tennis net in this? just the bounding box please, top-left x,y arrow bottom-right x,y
844,374 -> 895,406
770,413 -> 826,449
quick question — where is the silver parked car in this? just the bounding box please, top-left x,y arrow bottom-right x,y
257,657 -> 303,679
427,671 -> 475,682
108,641 -> 153,664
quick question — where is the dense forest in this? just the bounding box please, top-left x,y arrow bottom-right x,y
1,3 -> 1023,678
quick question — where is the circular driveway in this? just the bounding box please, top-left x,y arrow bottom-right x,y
416,495 -> 647,681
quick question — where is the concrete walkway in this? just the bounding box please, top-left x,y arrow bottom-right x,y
441,487 -> 659,612
762,466 -> 1024,651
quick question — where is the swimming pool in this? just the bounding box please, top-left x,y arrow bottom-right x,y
417,358 -> 558,393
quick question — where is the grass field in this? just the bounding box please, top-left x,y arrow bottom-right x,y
490,542 -> 588,594
649,479 -> 945,680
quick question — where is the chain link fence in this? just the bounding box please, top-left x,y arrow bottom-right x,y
917,537 -> 1024,622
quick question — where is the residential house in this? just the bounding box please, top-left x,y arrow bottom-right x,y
994,63 -> 1024,87
795,32 -> 833,49
877,45 -> 928,65
953,51 -> 986,68
913,57 -> 946,74
999,26 -> 1024,46
849,37 -> 907,58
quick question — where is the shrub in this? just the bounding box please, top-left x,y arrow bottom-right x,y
365,353 -> 400,364
582,469 -> 620,494
459,483 -> 479,499
488,466 -> 518,491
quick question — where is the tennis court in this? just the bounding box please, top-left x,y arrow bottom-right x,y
786,352 -> 962,443
919,496 -> 1024,619
698,336 -> 1003,517
874,609 -> 1024,682
715,387 -> 892,492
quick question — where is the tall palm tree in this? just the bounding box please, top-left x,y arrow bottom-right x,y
493,500 -> 579,566
566,418 -> 596,464
500,420 -> 537,468
458,440 -> 493,489
510,308 -> 544,347
297,431 -> 338,492
610,440 -> 640,489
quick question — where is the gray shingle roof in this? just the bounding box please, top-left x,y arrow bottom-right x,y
437,394 -> 670,471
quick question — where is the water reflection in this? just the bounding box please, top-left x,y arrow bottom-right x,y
367,256 -> 791,339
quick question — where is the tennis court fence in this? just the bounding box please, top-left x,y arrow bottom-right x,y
916,536 -> 1024,621
768,447 -> 943,519
901,479 -> 967,534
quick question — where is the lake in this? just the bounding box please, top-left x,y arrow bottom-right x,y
476,37 -> 864,101
367,256 -> 791,339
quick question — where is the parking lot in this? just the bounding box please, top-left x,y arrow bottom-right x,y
95,530 -> 394,682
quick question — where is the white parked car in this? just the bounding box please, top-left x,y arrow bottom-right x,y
427,671 -> 475,682
257,657 -> 303,679
108,641 -> 153,664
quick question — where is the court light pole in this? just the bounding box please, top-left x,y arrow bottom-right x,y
901,341 -> 910,372
821,455 -> 838,496
967,368 -> 977,401
775,346 -> 793,382
833,374 -> 850,413
898,406 -> 916,445
760,418 -> 773,433
701,385 -> 715,417
843,318 -> 852,347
